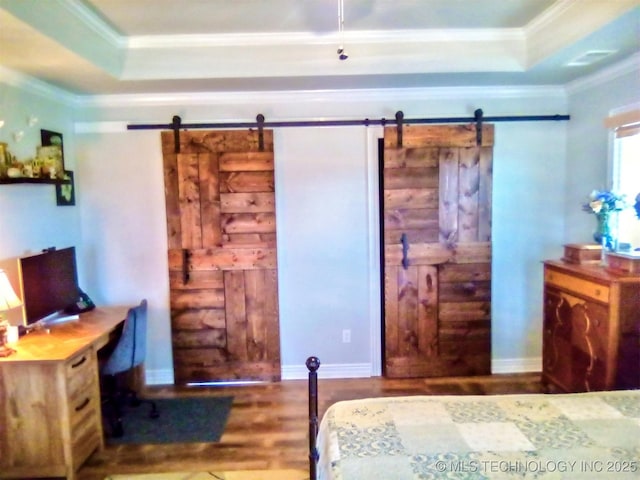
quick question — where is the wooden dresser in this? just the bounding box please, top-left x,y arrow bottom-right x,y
0,307 -> 128,480
542,260 -> 639,392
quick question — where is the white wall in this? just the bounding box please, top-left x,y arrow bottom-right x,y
492,121 -> 566,363
275,127 -> 373,371
13,66 -> 639,382
565,63 -> 640,243
74,131 -> 172,378
70,86 -> 569,382
0,81 -> 81,269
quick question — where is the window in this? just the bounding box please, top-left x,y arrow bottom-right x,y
608,107 -> 640,251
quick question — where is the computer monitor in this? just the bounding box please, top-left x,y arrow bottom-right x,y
19,247 -> 80,326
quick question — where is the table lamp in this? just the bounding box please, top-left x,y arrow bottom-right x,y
0,268 -> 22,357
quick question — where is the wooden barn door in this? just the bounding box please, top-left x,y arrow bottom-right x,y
161,129 -> 280,384
382,123 -> 494,378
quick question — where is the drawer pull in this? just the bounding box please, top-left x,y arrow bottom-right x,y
71,356 -> 87,369
75,398 -> 90,412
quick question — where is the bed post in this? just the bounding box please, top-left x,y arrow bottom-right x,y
306,356 -> 320,480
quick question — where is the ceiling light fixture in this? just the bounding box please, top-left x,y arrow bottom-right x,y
337,0 -> 348,61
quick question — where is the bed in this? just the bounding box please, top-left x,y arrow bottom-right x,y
305,357 -> 640,480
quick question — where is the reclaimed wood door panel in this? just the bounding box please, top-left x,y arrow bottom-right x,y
161,129 -> 280,384
383,124 -> 494,378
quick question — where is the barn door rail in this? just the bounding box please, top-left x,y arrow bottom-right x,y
129,111 -> 570,153
129,112 -> 570,131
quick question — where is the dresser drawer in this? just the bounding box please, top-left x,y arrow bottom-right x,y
544,269 -> 610,303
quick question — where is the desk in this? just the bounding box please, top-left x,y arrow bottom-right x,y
0,306 -> 129,480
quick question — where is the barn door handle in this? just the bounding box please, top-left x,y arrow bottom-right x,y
182,249 -> 190,284
401,233 -> 410,270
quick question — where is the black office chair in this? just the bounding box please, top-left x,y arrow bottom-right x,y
100,299 -> 159,437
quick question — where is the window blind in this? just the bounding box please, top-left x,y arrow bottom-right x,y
604,108 -> 640,138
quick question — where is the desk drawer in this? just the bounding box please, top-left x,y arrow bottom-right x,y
544,269 -> 610,303
66,345 -> 102,469
69,381 -> 101,469
70,406 -> 101,469
69,382 -> 98,427
66,347 -> 96,398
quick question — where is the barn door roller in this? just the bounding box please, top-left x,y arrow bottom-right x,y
172,115 -> 182,153
257,114 -> 265,151
474,108 -> 483,146
395,111 -> 404,147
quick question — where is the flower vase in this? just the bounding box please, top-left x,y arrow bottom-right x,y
594,212 -> 616,264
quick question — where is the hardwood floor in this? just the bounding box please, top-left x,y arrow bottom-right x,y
79,372 -> 543,479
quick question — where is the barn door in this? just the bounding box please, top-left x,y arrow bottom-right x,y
161,129 -> 280,384
383,123 -> 494,378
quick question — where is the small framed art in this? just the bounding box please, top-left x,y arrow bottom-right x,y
39,129 -> 65,179
56,170 -> 75,206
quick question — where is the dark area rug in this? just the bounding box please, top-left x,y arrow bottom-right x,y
107,396 -> 233,444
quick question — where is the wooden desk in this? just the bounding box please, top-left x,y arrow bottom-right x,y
0,306 -> 129,480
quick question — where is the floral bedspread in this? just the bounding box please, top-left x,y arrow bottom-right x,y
317,390 -> 640,479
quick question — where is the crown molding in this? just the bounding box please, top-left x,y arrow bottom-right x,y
76,85 -> 565,109
74,85 -> 566,133
565,53 -> 640,95
524,0 -> 639,68
0,66 -> 76,106
1,59 -> 565,110
122,28 -> 526,81
128,28 -> 522,49
525,0 -> 576,34
61,0 -> 125,48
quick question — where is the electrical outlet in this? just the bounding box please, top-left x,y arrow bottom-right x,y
342,329 -> 351,343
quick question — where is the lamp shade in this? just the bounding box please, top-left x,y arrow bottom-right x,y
0,269 -> 21,311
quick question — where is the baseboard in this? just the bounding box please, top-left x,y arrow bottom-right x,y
281,362 -> 373,380
145,368 -> 175,386
492,357 -> 542,374
146,358 -> 541,385
144,365 -> 373,385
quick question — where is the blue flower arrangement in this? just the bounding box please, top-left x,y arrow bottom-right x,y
583,190 -> 628,248
582,190 -> 628,215
634,192 -> 640,219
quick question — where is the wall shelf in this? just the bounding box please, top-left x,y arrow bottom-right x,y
0,178 -> 69,185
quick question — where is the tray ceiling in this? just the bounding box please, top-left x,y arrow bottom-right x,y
0,0 -> 638,96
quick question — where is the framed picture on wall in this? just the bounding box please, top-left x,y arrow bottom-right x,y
56,170 -> 75,206
40,130 -> 64,155
39,129 -> 65,179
